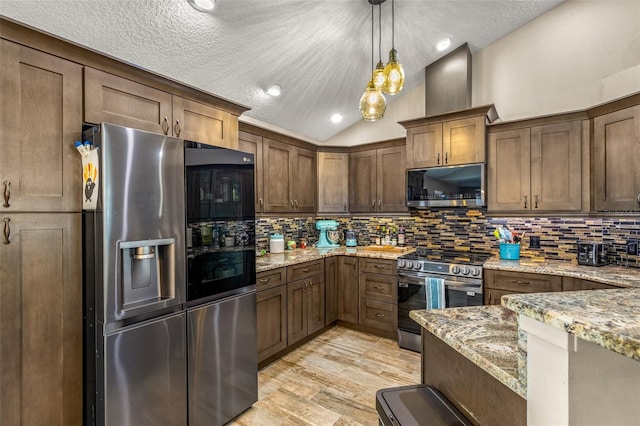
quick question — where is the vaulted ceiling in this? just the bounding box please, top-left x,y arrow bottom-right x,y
0,0 -> 563,143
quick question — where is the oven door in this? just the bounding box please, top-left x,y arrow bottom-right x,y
397,271 -> 483,336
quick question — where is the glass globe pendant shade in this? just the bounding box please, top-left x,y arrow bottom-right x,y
382,48 -> 405,95
359,80 -> 387,121
372,61 -> 386,91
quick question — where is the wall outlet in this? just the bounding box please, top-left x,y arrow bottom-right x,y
627,240 -> 639,256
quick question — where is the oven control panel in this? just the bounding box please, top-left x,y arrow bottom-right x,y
397,259 -> 482,277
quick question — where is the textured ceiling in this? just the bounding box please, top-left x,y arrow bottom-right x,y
0,0 -> 562,143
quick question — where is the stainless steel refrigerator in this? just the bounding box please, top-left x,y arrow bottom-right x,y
83,123 -> 187,426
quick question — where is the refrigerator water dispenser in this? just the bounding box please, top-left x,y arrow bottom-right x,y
120,238 -> 176,312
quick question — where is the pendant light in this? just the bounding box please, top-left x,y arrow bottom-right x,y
359,2 -> 386,121
382,0 -> 405,95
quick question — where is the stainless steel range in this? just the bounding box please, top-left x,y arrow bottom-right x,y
397,248 -> 490,352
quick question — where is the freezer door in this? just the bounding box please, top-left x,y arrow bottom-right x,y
102,312 -> 187,426
188,292 -> 258,426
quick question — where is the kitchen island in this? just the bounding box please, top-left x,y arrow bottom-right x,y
411,258 -> 640,425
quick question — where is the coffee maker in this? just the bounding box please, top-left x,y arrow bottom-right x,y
315,220 -> 340,248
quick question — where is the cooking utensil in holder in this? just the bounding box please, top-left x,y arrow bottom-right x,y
499,243 -> 520,260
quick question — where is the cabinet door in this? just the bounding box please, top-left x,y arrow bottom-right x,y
318,152 -> 349,213
0,41 -> 82,212
406,123 -> 443,168
292,146 -> 316,213
0,213 -> 82,426
443,116 -> 486,165
530,121 -> 582,211
306,275 -> 325,336
376,146 -> 407,213
562,277 -> 617,291
488,128 -> 531,211
172,96 -> 238,149
337,256 -> 359,324
593,105 -> 640,211
256,285 -> 287,362
483,288 -> 515,306
84,67 -> 173,135
349,150 -> 377,213
238,131 -> 264,213
262,138 -> 293,212
325,257 -> 338,325
287,279 -> 307,346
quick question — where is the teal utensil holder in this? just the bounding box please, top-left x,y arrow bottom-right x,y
500,243 -> 521,260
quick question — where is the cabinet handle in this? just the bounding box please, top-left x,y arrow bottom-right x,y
637,192 -> 640,208
259,198 -> 263,212
371,199 -> 376,210
2,181 -> 10,208
534,195 -> 539,209
352,259 -> 357,267
3,218 -> 10,244
373,286 -> 385,290
374,264 -> 386,269
302,268 -> 310,273
437,153 -> 440,165
161,117 -> 169,135
523,195 -> 528,209
511,279 -> 531,285
174,120 -> 181,137
374,313 -> 385,318
378,200 -> 381,210
343,202 -> 347,212
294,199 -> 299,210
290,200 -> 294,211
259,277 -> 271,284
445,152 -> 448,164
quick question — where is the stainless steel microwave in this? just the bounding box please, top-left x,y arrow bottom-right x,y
406,163 -> 485,208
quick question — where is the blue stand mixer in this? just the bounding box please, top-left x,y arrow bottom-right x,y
315,220 -> 340,248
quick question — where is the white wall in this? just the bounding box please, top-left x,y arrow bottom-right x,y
325,0 -> 640,146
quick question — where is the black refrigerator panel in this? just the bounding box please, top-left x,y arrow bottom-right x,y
102,312 -> 187,426
187,292 -> 258,426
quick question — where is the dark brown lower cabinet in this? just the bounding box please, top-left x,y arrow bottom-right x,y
287,274 -> 325,346
337,256 -> 359,324
256,284 -> 287,363
422,331 -> 526,426
484,269 -> 562,305
562,276 -> 617,291
325,256 -> 338,325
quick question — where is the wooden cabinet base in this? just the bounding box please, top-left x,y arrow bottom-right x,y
422,331 -> 526,426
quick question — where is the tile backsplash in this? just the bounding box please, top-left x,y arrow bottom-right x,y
256,210 -> 640,268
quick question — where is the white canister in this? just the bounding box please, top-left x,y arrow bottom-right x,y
269,234 -> 285,253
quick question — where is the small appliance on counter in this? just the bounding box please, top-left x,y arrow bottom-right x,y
344,229 -> 358,247
315,220 -> 340,248
577,241 -> 609,266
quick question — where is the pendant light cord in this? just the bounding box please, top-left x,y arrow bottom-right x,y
391,0 -> 395,48
378,4 -> 382,63
370,3 -> 374,71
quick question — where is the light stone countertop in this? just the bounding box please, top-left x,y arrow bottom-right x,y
255,246 -> 414,273
410,306 -> 526,398
484,257 -> 640,288
502,289 -> 640,362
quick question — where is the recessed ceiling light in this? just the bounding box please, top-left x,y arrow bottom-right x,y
436,37 -> 452,51
187,0 -> 215,12
330,113 -> 343,124
265,85 -> 281,97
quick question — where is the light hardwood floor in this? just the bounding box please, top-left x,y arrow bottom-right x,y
231,326 -> 421,425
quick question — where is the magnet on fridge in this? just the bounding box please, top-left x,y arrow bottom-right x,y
82,148 -> 99,210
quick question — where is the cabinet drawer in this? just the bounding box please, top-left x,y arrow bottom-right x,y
359,258 -> 397,276
287,259 -> 324,282
562,277 -> 618,291
359,299 -> 397,332
484,269 -> 562,293
257,268 -> 286,291
359,273 -> 397,304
